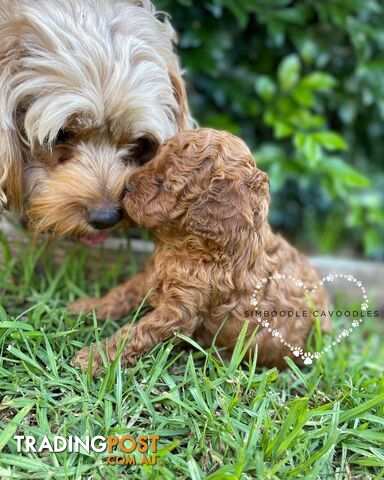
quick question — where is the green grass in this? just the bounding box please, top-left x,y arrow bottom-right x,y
0,234 -> 384,479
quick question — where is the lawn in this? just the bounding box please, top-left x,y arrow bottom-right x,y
0,233 -> 383,479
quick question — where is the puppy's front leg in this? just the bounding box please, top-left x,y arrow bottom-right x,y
69,271 -> 149,320
72,283 -> 207,374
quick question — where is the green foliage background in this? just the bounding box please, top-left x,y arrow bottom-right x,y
156,0 -> 384,259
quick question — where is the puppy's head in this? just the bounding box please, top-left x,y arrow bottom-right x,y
0,0 -> 192,243
124,129 -> 270,246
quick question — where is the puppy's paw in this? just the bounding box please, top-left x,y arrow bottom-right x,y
71,344 -> 104,376
69,298 -> 116,320
69,297 -> 99,315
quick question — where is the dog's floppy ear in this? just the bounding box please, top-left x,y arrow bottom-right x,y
0,43 -> 24,213
0,41 -> 24,213
185,168 -> 269,246
0,71 -> 22,213
0,128 -> 23,213
169,69 -> 193,130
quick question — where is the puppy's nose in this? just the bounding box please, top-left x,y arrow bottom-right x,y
87,206 -> 123,230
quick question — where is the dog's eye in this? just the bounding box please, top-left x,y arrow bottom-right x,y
57,153 -> 72,164
133,137 -> 158,165
56,129 -> 71,144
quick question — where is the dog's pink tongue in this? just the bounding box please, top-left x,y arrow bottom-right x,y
79,232 -> 109,245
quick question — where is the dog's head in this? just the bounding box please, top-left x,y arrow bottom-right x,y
124,128 -> 270,246
0,0 -> 192,243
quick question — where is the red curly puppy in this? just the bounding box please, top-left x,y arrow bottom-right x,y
71,128 -> 330,374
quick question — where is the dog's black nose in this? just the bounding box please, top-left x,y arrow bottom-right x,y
87,207 -> 123,230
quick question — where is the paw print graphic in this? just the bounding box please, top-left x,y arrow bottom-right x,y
292,347 -> 303,358
272,329 -> 279,337
261,320 -> 269,327
302,352 -> 313,365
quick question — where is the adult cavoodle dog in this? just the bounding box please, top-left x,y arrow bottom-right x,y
0,0 -> 191,243
71,128 -> 331,374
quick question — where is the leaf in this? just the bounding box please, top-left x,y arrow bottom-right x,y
313,132 -> 348,151
278,54 -> 301,91
292,86 -> 315,107
255,76 -> 276,101
223,0 -> 249,28
205,467 -> 238,480
339,393 -> 384,423
295,134 -> 321,164
274,121 -> 293,138
0,321 -> 34,331
6,346 -> 49,376
321,158 -> 371,187
265,398 -> 310,459
300,39 -> 318,64
188,457 -> 202,480
0,306 -> 8,322
301,72 -> 336,91
0,404 -> 34,451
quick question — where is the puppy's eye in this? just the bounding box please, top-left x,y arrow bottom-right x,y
125,183 -> 134,194
56,129 -> 71,144
154,176 -> 164,187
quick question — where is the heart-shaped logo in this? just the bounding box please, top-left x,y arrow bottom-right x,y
250,273 -> 368,364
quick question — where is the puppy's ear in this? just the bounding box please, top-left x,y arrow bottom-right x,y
185,169 -> 269,246
169,69 -> 193,130
185,178 -> 234,244
245,169 -> 270,230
